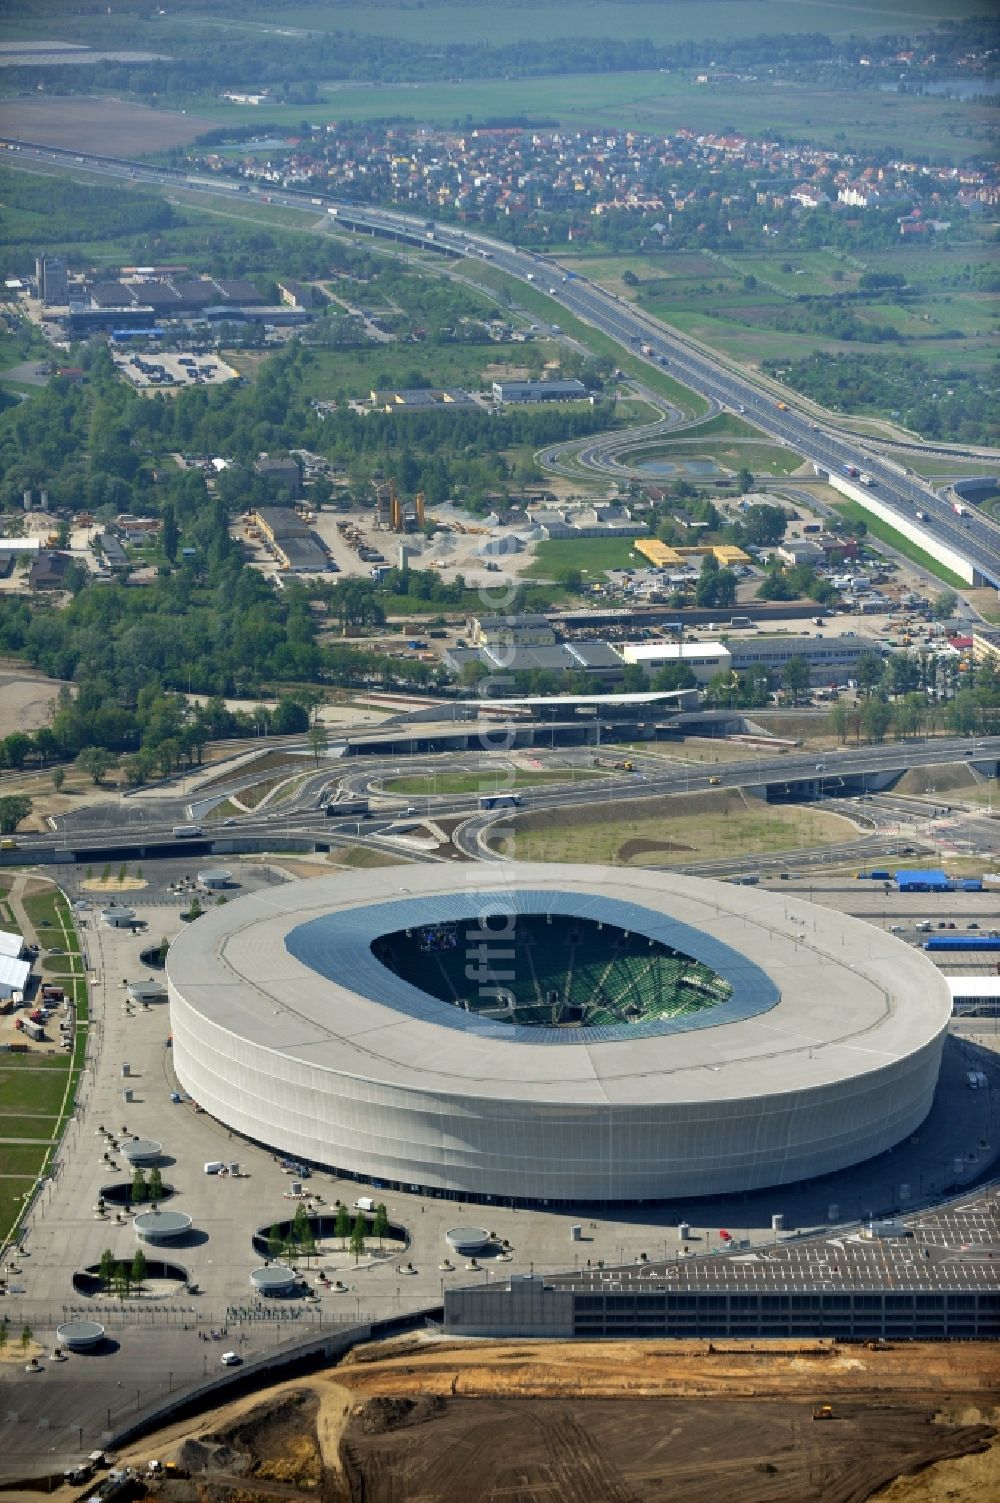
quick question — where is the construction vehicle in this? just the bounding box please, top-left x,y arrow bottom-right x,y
812,1404 -> 834,1421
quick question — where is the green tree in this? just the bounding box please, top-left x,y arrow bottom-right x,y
856,653 -> 883,699
148,1165 -> 163,1204
782,656 -> 811,705
98,1247 -> 116,1290
20,1323 -> 32,1355
130,1248 -> 147,1288
932,591 -> 958,620
76,746 -> 115,785
267,1223 -> 283,1260
334,1204 -> 350,1247
650,662 -> 697,692
350,1212 -> 367,1264
307,721 -> 327,763
161,503 -> 179,564
0,796 -> 31,835
0,1320 -> 8,1357
829,703 -> 849,744
51,767 -> 66,794
373,1202 -> 389,1248
736,467 -> 754,494
290,1202 -> 310,1257
131,1166 -> 147,1205
948,688 -> 980,736
860,699 -> 893,743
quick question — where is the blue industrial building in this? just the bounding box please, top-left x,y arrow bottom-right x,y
896,869 -> 952,893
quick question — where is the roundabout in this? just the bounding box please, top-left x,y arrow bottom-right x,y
167,863 -> 951,1205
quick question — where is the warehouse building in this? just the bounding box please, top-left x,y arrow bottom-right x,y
620,641 -> 732,684
896,869 -> 953,893
728,635 -> 880,684
491,379 -> 587,404
252,507 -> 329,573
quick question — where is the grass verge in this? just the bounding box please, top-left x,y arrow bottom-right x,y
493,790 -> 855,866
828,501 -> 969,590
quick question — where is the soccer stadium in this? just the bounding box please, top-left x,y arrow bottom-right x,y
166,864 -> 952,1205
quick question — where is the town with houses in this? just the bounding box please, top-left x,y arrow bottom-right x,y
194,117 -> 1000,237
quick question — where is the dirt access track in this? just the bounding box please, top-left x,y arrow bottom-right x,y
93,1336 -> 999,1503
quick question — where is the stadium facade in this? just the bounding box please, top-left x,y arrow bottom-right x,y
166,864 -> 950,1205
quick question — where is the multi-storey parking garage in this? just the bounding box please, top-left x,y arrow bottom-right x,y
166,864 -> 951,1205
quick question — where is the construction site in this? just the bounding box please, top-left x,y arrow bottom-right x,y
65,1335 -> 999,1503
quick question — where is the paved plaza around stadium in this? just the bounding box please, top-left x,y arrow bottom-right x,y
1,861 -> 997,1479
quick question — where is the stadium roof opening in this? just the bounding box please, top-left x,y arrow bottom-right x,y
371,912 -> 732,1032
286,889 -> 775,1044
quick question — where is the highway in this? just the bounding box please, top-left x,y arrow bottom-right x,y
3,136 -> 998,586
10,733 -> 996,863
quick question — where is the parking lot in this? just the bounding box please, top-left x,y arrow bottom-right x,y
113,351 -> 238,391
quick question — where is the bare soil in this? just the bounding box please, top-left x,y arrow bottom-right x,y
0,666 -> 64,739
0,96 -> 217,153
100,1339 -> 999,1503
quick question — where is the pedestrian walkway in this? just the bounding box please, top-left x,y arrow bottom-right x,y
7,873 -> 38,951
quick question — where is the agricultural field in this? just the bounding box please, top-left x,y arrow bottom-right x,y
164,0 -> 990,47
149,71 -> 1000,162
0,95 -> 216,153
554,240 -> 1000,437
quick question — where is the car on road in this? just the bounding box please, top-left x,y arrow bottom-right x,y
221,1351 -> 241,1366
708,776 -> 721,786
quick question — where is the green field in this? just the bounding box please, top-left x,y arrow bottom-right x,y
164,69 -> 998,161
828,500 -> 969,589
497,791 -> 856,865
169,0 -> 986,46
383,768 -> 605,795
233,339 -> 538,404
627,438 -> 803,477
0,1181 -> 37,1242
0,888 -> 87,1240
524,536 -> 647,580
0,1065 -> 72,1117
